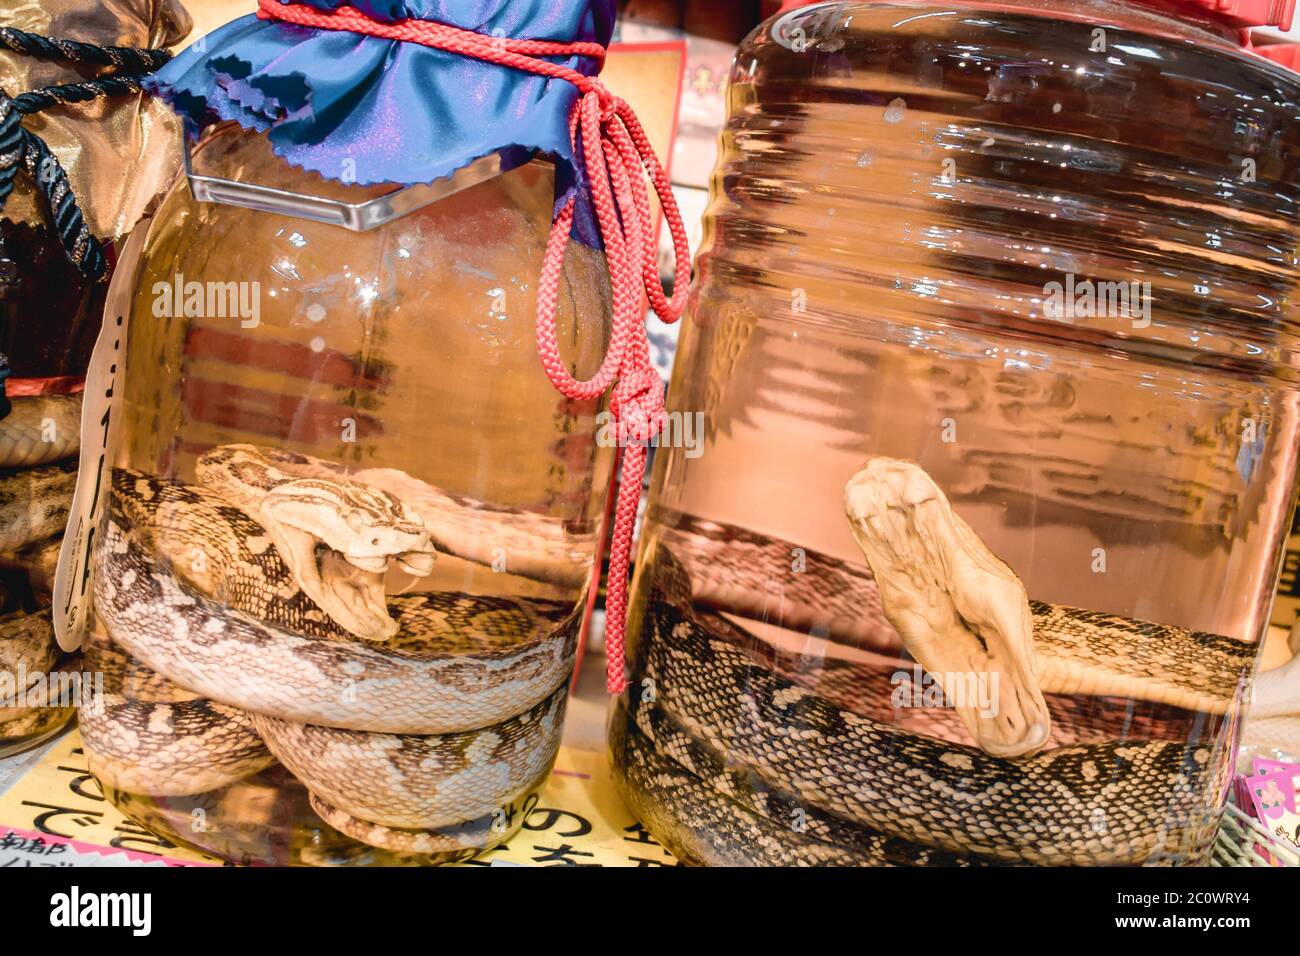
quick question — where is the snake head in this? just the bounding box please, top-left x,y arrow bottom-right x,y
339,496 -> 437,577
267,480 -> 436,576
260,479 -> 436,641
845,458 -> 1051,759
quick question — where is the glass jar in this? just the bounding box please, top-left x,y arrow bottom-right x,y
0,0 -> 189,758
83,124 -> 614,865
0,200 -> 106,761
611,0 -> 1300,865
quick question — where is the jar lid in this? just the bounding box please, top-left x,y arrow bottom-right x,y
775,1 -> 1298,67
778,0 -> 1293,27
1175,0 -> 1293,28
149,1 -> 616,247
1256,38 -> 1300,62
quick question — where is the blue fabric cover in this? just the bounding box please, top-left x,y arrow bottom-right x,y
148,1 -> 617,243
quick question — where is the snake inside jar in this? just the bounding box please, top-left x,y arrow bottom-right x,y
87,445 -> 584,854
0,393 -> 84,749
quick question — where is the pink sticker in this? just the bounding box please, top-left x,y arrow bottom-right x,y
0,826 -> 212,868
1253,758 -> 1300,780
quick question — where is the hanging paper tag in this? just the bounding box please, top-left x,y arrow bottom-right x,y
51,224 -> 145,652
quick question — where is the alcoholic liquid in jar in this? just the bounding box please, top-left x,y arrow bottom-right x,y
612,0 -> 1300,866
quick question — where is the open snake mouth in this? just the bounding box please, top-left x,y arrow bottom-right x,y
317,549 -> 395,640
343,553 -> 389,573
258,486 -> 436,641
397,552 -> 436,576
928,613 -> 1050,758
262,519 -> 397,641
845,457 -> 1053,759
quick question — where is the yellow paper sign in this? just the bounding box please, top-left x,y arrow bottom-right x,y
0,730 -> 676,867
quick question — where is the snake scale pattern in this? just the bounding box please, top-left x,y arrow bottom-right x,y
0,360 -> 1270,868
611,500 -> 1250,865
0,394 -> 83,747
87,454 -> 581,854
0,422 -> 1242,865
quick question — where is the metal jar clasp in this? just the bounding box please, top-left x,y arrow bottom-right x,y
182,144 -> 512,232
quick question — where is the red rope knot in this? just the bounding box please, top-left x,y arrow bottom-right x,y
596,88 -> 623,122
256,0 -> 693,695
568,76 -> 619,119
610,365 -> 666,446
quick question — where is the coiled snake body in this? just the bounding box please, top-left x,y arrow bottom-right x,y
0,394 -> 83,746
88,450 -> 581,854
613,458 -> 1254,866
616,584 -> 1236,865
85,447 -> 1254,864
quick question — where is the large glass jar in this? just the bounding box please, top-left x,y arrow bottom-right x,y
611,0 -> 1300,865
82,125 -> 614,865
0,184 -> 111,764
0,0 -> 189,758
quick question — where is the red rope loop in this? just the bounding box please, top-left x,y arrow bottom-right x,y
257,0 -> 691,693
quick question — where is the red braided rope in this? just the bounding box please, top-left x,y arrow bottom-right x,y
257,0 -> 691,694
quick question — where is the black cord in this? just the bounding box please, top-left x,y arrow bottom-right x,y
0,29 -> 173,284
20,124 -> 104,282
0,93 -> 19,206
12,74 -> 152,115
0,89 -> 104,283
0,26 -> 172,74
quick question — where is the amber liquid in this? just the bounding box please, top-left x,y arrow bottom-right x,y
83,127 -> 614,864
616,0 -> 1300,865
0,217 -> 108,757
